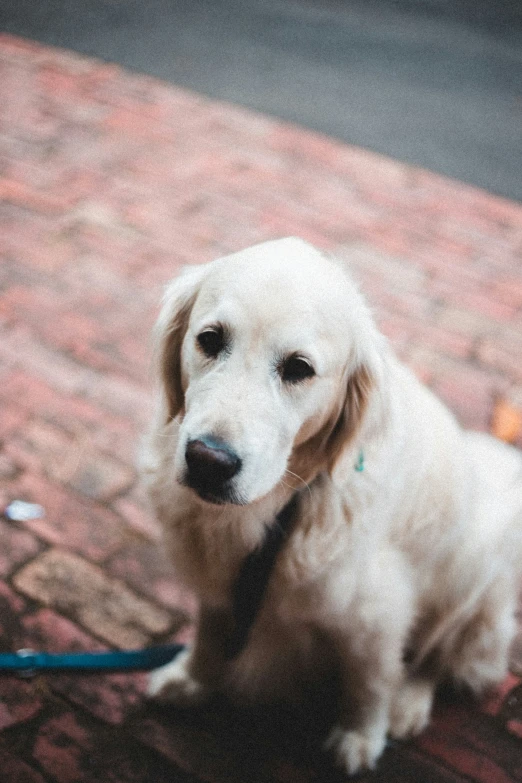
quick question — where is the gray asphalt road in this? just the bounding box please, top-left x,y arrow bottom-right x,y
1,0 -> 521,201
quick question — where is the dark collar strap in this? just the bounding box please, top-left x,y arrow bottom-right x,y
0,494 -> 299,675
225,492 -> 300,660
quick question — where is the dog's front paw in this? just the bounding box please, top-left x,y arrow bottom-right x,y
148,649 -> 207,706
324,724 -> 386,776
389,679 -> 433,739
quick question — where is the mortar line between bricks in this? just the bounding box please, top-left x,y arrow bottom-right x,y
8,603 -> 141,655
94,538 -> 194,620
1,540 -> 47,582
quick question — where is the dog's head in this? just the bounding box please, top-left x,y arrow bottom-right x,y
154,238 -> 385,506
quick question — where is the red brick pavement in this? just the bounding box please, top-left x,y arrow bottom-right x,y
0,32 -> 521,783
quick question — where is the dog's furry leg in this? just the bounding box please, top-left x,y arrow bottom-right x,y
389,676 -> 435,739
323,549 -> 414,775
449,581 -> 517,694
148,606 -> 230,704
323,627 -> 405,775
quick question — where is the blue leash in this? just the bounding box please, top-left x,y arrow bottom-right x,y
0,643 -> 185,677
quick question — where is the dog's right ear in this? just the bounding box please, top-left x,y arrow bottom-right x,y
153,263 -> 208,423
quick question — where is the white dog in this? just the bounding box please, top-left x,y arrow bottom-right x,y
142,238 -> 522,775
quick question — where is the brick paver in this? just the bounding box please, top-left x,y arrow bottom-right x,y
0,32 -> 521,783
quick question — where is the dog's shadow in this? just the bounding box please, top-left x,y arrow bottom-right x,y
129,680 -> 487,783
130,680 -> 356,783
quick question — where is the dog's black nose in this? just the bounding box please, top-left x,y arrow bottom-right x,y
185,436 -> 241,487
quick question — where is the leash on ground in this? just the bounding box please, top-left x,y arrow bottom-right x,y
0,644 -> 186,677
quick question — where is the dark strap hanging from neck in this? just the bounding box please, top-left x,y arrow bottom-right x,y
224,492 -> 300,661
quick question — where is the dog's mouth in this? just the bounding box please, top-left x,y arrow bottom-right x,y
181,472 -> 247,506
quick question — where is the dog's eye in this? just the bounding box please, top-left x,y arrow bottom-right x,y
197,327 -> 225,358
280,355 -> 315,383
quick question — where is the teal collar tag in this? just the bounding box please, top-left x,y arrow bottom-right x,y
354,450 -> 365,472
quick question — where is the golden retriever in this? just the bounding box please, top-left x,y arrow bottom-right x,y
142,237 -> 522,775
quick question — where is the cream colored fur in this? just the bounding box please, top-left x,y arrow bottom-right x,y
142,238 -> 522,775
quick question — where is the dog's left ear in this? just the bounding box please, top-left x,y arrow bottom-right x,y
153,263 -> 209,423
288,361 -> 378,485
324,363 -> 375,473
